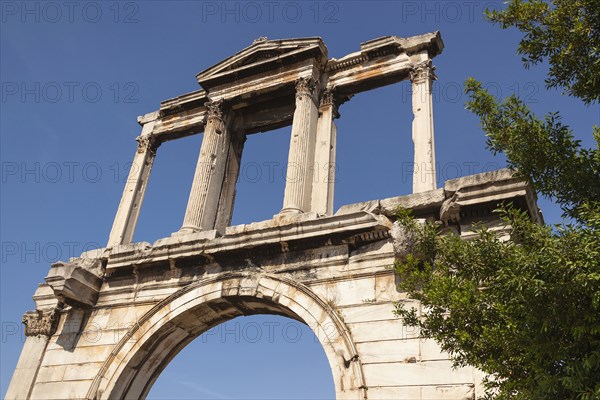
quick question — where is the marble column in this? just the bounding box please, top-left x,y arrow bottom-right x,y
311,88 -> 338,216
180,100 -> 231,232
410,57 -> 437,193
281,77 -> 319,214
107,112 -> 159,247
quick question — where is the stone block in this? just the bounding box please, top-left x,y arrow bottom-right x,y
363,361 -> 476,387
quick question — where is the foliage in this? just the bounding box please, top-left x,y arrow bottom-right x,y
485,0 -> 600,104
394,1 -> 600,398
395,204 -> 600,399
463,77 -> 600,220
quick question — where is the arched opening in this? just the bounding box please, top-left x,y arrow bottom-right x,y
147,314 -> 335,399
87,273 -> 365,400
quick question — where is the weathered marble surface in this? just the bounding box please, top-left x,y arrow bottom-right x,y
7,168 -> 540,400
7,32 -> 543,400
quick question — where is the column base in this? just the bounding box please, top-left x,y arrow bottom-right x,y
161,229 -> 218,245
273,211 -> 319,225
174,225 -> 202,235
278,207 -> 304,216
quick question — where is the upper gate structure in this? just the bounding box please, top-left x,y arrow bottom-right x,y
7,33 -> 543,400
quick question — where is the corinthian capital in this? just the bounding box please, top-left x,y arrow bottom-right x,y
410,59 -> 436,84
320,88 -> 334,107
22,307 -> 60,337
205,100 -> 224,122
319,88 -> 341,119
295,77 -> 317,102
136,134 -> 158,155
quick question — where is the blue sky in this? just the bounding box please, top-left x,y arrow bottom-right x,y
1,1 -> 598,398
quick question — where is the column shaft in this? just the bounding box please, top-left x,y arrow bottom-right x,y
327,123 -> 337,213
312,89 -> 337,216
411,58 -> 437,193
107,116 -> 158,247
281,77 -> 319,214
180,101 -> 231,232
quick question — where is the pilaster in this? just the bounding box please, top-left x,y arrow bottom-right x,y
214,131 -> 246,234
5,307 -> 62,400
311,88 -> 338,216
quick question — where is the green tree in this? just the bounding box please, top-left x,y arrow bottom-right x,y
486,0 -> 600,104
394,1 -> 600,399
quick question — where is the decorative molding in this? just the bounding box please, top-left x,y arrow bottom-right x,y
22,307 -> 60,337
410,59 -> 436,84
440,192 -> 461,225
347,229 -> 391,249
252,36 -> 268,44
45,259 -> 104,308
325,55 -> 367,72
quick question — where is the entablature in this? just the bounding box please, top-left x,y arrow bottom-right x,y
145,31 -> 444,145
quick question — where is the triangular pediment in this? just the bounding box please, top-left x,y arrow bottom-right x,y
196,37 -> 327,89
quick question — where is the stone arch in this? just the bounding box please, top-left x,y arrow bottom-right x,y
87,272 -> 366,400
